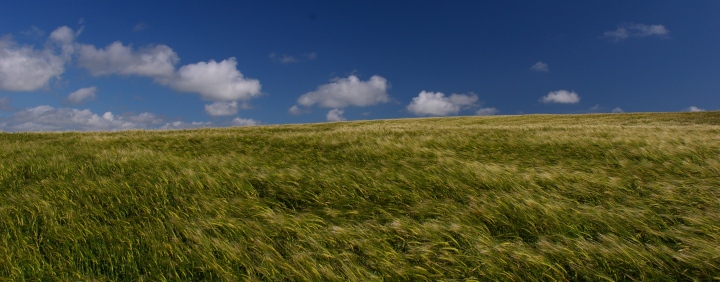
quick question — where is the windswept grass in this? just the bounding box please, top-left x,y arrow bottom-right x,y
1,112 -> 720,280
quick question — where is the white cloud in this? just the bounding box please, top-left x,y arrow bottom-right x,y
102,112 -> 114,120
77,41 -> 178,81
475,107 -> 499,116
603,23 -> 669,41
0,36 -> 65,91
686,106 -> 705,112
540,90 -> 580,104
604,29 -> 629,40
288,105 -> 312,115
49,26 -> 76,44
326,109 -> 346,121
530,61 -> 549,73
204,101 -> 238,116
171,58 -> 261,101
0,105 -> 159,131
1,25 -> 267,117
297,75 -> 390,109
49,26 -> 80,59
612,107 -> 624,113
66,86 -> 97,104
288,105 -> 303,115
449,93 -> 480,105
76,39 -> 261,103
406,91 -> 479,116
0,105 -> 217,132
231,117 -> 259,126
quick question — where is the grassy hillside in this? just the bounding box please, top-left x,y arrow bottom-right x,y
1,112 -> 720,281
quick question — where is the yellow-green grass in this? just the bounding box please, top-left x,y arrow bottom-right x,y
1,112 -> 719,281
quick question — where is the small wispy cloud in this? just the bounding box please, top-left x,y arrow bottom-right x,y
475,107 -> 499,116
288,105 -> 311,115
20,26 -> 45,38
530,61 -> 549,73
133,22 -> 148,32
232,117 -> 259,126
204,101 -> 239,116
612,107 -> 624,113
603,23 -> 669,41
686,106 -> 705,112
269,52 -> 317,64
540,90 -> 580,104
66,86 -> 97,104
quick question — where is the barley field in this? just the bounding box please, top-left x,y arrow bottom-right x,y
1,112 -> 719,281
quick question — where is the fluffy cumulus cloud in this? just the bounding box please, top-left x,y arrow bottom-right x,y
231,117 -> 259,126
0,105 -> 216,132
71,30 -> 262,103
75,38 -> 262,104
0,36 -> 65,91
406,91 -> 480,116
66,86 -> 97,104
204,101 -> 239,116
530,61 -> 549,73
612,107 -> 624,113
540,90 -> 580,104
171,58 -> 261,101
476,107 -> 499,116
49,26 -> 80,59
296,75 -> 390,108
0,26 -> 88,91
326,109 -> 346,121
686,106 -> 705,112
77,42 -> 179,81
603,23 -> 669,41
2,25 -> 265,118
49,26 -> 77,45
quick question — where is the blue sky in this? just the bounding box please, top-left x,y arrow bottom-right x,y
1,1 -> 718,131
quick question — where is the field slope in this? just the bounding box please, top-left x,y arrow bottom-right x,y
1,112 -> 720,281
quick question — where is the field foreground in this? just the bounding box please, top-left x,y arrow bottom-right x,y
1,112 -> 720,281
